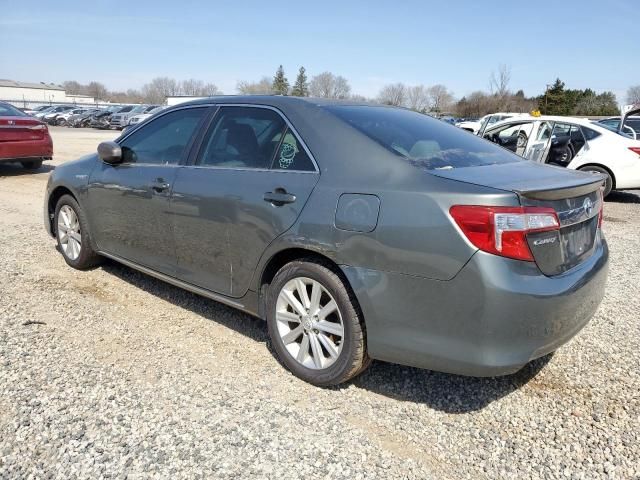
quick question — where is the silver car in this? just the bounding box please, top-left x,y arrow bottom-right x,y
44,97 -> 609,386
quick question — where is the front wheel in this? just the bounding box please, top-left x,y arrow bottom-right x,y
54,195 -> 102,269
267,260 -> 370,386
578,165 -> 613,197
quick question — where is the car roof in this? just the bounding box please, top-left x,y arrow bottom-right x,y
178,95 -> 379,110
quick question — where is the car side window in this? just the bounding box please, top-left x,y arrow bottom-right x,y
197,107 -> 287,169
271,128 -> 315,171
119,108 -> 207,165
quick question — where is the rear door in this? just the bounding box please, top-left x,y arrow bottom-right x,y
170,105 -> 320,297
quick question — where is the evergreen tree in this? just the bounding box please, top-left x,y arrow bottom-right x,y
291,67 -> 309,97
272,65 -> 289,95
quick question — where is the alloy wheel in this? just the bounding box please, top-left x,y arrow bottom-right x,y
57,205 -> 82,260
275,277 -> 344,370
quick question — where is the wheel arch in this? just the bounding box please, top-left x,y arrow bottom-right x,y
257,247 -> 362,321
47,186 -> 78,237
577,163 -> 616,190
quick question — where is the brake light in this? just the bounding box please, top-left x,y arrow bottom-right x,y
629,147 -> 640,156
450,205 -> 560,261
597,188 -> 604,228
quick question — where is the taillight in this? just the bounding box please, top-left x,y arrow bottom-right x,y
450,205 -> 560,261
629,147 -> 640,156
597,188 -> 604,228
29,124 -> 47,130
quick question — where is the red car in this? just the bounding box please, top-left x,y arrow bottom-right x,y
0,102 -> 53,170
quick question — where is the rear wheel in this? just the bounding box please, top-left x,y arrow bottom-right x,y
21,159 -> 42,170
267,260 -> 370,386
578,165 -> 613,197
57,118 -> 68,126
54,195 -> 102,269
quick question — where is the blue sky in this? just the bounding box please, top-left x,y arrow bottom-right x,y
0,0 -> 637,101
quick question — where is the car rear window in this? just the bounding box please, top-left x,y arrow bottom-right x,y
0,104 -> 26,116
324,105 -> 520,169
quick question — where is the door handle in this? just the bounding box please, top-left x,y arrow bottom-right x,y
150,180 -> 170,193
264,189 -> 296,206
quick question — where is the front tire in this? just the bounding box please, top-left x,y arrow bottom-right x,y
267,260 -> 370,386
54,195 -> 102,269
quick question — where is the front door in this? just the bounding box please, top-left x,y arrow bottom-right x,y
87,107 -> 210,275
170,106 -> 320,297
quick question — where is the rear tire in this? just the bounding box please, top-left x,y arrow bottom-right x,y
21,159 -> 42,170
54,195 -> 102,269
578,165 -> 613,197
266,259 -> 370,386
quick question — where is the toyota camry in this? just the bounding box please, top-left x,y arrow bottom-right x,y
44,96 -> 609,386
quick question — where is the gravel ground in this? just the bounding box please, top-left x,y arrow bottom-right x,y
0,126 -> 639,479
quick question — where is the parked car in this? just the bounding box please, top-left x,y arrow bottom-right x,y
109,105 -> 157,129
44,97 -> 608,386
122,106 -> 166,132
24,105 -> 52,116
37,105 -> 76,121
481,114 -> 640,196
46,108 -> 92,126
456,112 -> 529,134
596,116 -> 640,139
67,109 -> 103,128
0,101 -> 53,169
88,106 -> 124,129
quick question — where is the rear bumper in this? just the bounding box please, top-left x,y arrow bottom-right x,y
342,233 -> 609,376
0,136 -> 53,162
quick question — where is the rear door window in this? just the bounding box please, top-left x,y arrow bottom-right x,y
325,105 -> 520,169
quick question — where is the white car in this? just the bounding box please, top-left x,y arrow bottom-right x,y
482,113 -> 640,196
456,112 -> 529,134
123,106 -> 166,132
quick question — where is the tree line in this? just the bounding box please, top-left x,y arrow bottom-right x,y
63,65 -> 637,118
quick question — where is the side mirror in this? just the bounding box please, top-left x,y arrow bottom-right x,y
97,141 -> 122,164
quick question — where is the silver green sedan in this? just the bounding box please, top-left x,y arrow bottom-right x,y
44,96 -> 608,386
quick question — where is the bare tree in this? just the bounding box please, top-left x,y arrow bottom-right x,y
86,81 -> 108,101
489,64 -> 511,98
141,77 -> 180,103
406,85 -> 429,111
62,81 -> 84,95
377,83 -> 407,106
181,79 -> 221,96
627,85 -> 640,104
237,77 -> 273,95
309,72 -> 351,99
427,84 -> 454,113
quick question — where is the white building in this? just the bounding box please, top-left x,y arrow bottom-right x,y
167,95 -> 208,106
0,79 -> 96,105
0,79 -> 66,102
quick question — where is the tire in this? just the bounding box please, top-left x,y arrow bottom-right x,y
21,159 -> 42,170
266,259 -> 370,386
54,194 -> 102,269
57,118 -> 67,126
578,165 -> 613,197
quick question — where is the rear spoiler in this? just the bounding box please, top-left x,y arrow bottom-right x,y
515,176 -> 605,201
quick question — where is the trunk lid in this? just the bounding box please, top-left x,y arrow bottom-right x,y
432,161 -> 604,276
0,116 -> 48,142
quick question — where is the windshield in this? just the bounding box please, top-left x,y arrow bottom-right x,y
130,105 -> 147,113
0,103 -> 27,116
325,105 -> 521,169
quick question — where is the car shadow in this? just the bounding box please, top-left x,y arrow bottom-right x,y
347,354 -> 552,413
0,163 -> 55,177
99,259 -> 552,413
606,190 -> 640,204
